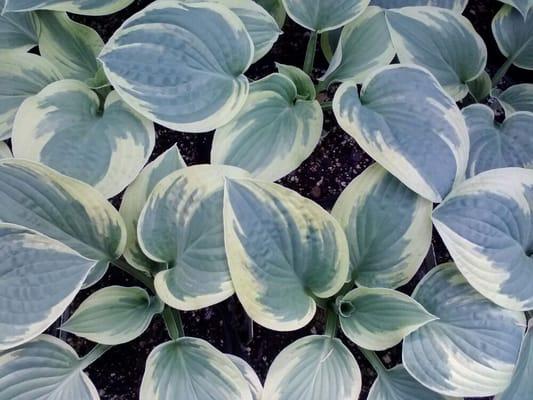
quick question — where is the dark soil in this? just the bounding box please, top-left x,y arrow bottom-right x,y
46,1 -> 531,399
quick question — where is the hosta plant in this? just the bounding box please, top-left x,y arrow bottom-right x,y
0,0 -> 532,399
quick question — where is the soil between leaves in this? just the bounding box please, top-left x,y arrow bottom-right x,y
42,1 -> 530,398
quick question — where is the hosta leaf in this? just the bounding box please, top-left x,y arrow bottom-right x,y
61,286 -> 164,345
12,80 -> 155,199
467,70 -> 491,102
276,63 -> 316,99
492,5 -> 533,70
495,319 -> 533,400
138,165 -> 249,311
499,0 -> 533,18
0,224 -> 95,350
0,142 -> 11,159
0,1 -> 40,53
227,355 -> 263,400
495,83 -> 533,114
3,0 -> 134,15
281,0 -> 370,32
99,0 -> 254,133
0,159 -> 126,262
37,11 -> 104,84
255,0 -> 286,27
338,287 -> 436,351
320,7 -> 395,85
320,28 -> 341,62
212,73 -> 323,181
120,145 -> 186,273
263,336 -> 361,400
223,178 -> 349,331
82,260 -> 109,289
433,168 -> 533,310
332,163 -> 432,289
463,104 -> 533,177
403,263 -> 525,397
368,365 -> 449,400
140,338 -> 252,400
0,53 -> 62,140
333,65 -> 469,203
386,6 -> 487,100
371,0 -> 468,11
0,335 -> 100,400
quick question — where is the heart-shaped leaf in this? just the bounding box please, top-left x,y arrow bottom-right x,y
320,7 -> 395,85
227,355 -> 263,400
371,0 -> 468,11
433,168 -> 533,310
255,0 -> 286,27
140,338 -> 253,400
338,287 -> 437,350
0,335 -> 100,400
403,263 -> 525,397
463,104 -> 533,177
368,364 -> 450,400
120,145 -> 186,273
0,53 -> 62,140
99,0 -> 254,133
276,63 -> 316,99
493,5 -> 533,70
263,335 -> 362,400
333,65 -> 469,203
495,319 -> 533,400
12,79 -> 155,199
0,1 -> 40,52
499,0 -> 533,18
212,73 -> 323,181
332,163 -> 432,288
281,0 -> 370,32
0,159 -> 126,263
37,11 -> 105,84
223,178 -> 349,331
0,142 -> 11,159
0,224 -> 95,350
495,83 -> 533,115
61,286 -> 164,345
386,6 -> 487,100
3,0 -> 134,15
138,165 -> 249,311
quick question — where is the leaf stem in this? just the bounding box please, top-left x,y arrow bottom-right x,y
111,258 -> 155,292
80,344 -> 112,369
162,306 -> 185,340
492,57 -> 514,87
303,31 -> 318,75
325,308 -> 338,338
320,100 -> 332,110
359,348 -> 387,375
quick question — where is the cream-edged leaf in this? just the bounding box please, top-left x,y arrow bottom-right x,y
0,53 -> 62,140
263,336 -> 361,400
0,159 -> 126,262
0,142 -> 11,159
403,263 -> 525,397
332,163 -> 432,288
3,0 -> 134,15
99,1 -> 254,133
371,0 -> 468,11
254,0 -> 286,27
385,6 -> 487,100
12,80 -> 155,198
227,355 -> 263,400
338,287 -> 437,351
320,28 -> 341,62
0,335 -> 100,400
61,286 -> 164,345
281,0 -> 370,32
499,0 -> 533,19
140,338 -> 252,400
320,7 -> 395,85
333,65 -> 469,203
492,5 -> 533,70
463,104 -> 533,177
0,224 -> 95,350
223,178 -> 349,331
495,83 -> 533,115
0,2 -> 40,53
119,145 -> 186,273
212,73 -> 323,181
432,168 -> 533,310
138,165 -> 249,311
276,63 -> 316,99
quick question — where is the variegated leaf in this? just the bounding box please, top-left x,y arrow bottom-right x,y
227,355 -> 263,400
433,168 -> 533,310
371,0 -> 468,11
3,0 -> 134,15
212,73 -> 323,181
495,83 -> 533,115
276,63 -> 316,99
263,336 -> 361,400
99,1 -> 254,133
254,0 -> 286,27
12,80 -> 155,198
320,28 -> 341,62
463,104 -> 533,177
333,65 -> 469,203
0,0 -> 40,53
403,263 -> 525,397
223,178 -> 349,331
499,0 -> 533,18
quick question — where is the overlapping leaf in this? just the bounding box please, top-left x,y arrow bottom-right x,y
3,0 -> 134,15
371,0 -> 468,11
495,83 -> 533,114
255,0 -> 286,27
0,0 -> 39,52
227,355 -> 263,400
493,5 -> 533,70
499,0 -> 533,18
0,142 -> 11,158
